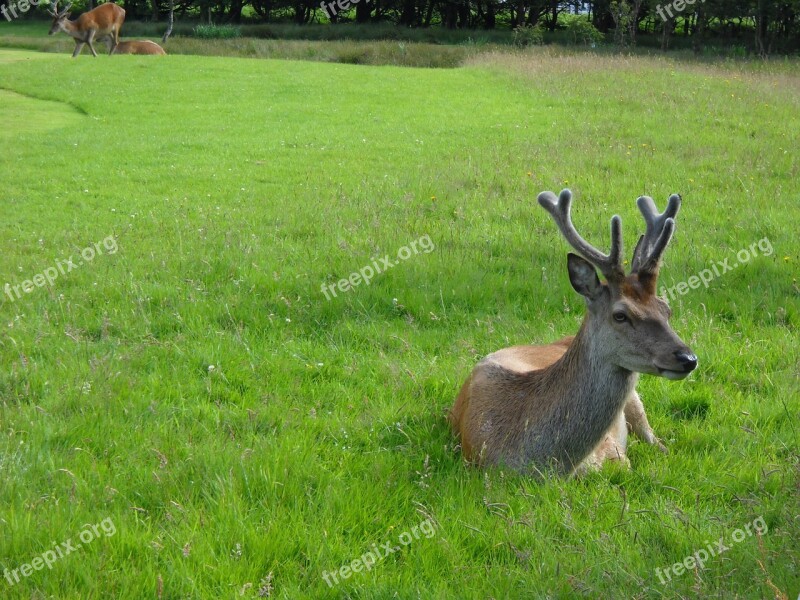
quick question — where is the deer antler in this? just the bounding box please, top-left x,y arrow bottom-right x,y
538,189 -> 625,283
48,1 -> 71,16
630,194 -> 680,277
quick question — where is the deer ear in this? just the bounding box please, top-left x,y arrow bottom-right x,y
567,253 -> 603,301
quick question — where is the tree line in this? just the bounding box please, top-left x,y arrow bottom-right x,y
163,0 -> 798,53
8,0 -> 798,54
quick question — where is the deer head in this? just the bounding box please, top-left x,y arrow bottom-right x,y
538,189 -> 697,380
47,1 -> 73,35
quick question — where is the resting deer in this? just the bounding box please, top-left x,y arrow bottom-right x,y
48,1 -> 125,58
111,40 -> 167,55
449,189 -> 697,477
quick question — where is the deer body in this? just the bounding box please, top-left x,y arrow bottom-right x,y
112,40 -> 167,55
449,190 -> 697,477
452,332 -> 636,474
48,2 -> 125,58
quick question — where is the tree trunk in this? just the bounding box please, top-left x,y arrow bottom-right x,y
457,0 -> 469,27
483,0 -> 495,28
660,17 -> 672,51
692,4 -> 706,54
443,1 -> 457,28
161,0 -> 174,43
399,0 -> 416,25
754,0 -> 770,57
628,0 -> 642,45
513,0 -> 524,27
423,0 -> 434,27
355,0 -> 370,22
229,0 -> 243,22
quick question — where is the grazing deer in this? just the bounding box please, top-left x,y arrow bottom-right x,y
112,40 -> 167,55
449,190 -> 697,477
48,1 -> 125,58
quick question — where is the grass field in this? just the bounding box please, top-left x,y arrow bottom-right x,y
0,20 -> 775,66
0,44 -> 798,599
0,21 -> 483,67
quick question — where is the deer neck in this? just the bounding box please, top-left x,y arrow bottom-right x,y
61,19 -> 83,39
535,317 -> 638,470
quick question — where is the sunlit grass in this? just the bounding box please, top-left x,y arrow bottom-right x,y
0,48 -> 797,598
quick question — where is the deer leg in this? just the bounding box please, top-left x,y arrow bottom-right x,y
573,410 -> 630,477
86,30 -> 98,57
624,391 -> 668,453
98,35 -> 116,55
108,29 -> 119,55
72,41 -> 84,58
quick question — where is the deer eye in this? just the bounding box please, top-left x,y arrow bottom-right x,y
613,312 -> 628,323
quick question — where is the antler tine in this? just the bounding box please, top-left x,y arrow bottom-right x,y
631,193 -> 681,273
47,0 -> 58,15
638,218 -> 675,275
538,189 -> 625,282
61,2 -> 72,15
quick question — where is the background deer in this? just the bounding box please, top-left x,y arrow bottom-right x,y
111,40 -> 167,55
449,189 -> 697,477
48,1 -> 125,58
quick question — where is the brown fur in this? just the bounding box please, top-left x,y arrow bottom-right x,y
449,191 -> 696,477
112,40 -> 166,55
48,2 -> 126,57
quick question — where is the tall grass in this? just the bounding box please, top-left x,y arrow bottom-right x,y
193,23 -> 242,39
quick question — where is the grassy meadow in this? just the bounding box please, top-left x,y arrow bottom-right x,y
0,21 -> 482,67
0,42 -> 798,599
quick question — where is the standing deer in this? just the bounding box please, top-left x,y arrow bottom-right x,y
48,1 -> 125,58
449,190 -> 697,477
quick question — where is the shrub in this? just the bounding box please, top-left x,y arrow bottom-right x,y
193,24 -> 242,39
563,15 -> 604,46
513,24 -> 544,48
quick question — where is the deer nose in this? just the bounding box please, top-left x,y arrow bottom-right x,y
674,351 -> 698,372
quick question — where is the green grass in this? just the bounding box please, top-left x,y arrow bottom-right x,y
0,19 -> 520,45
2,20 -> 783,67
0,21 -> 485,67
2,17 -> 782,54
0,47 -> 798,599
0,87 -> 86,139
193,23 -> 242,39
